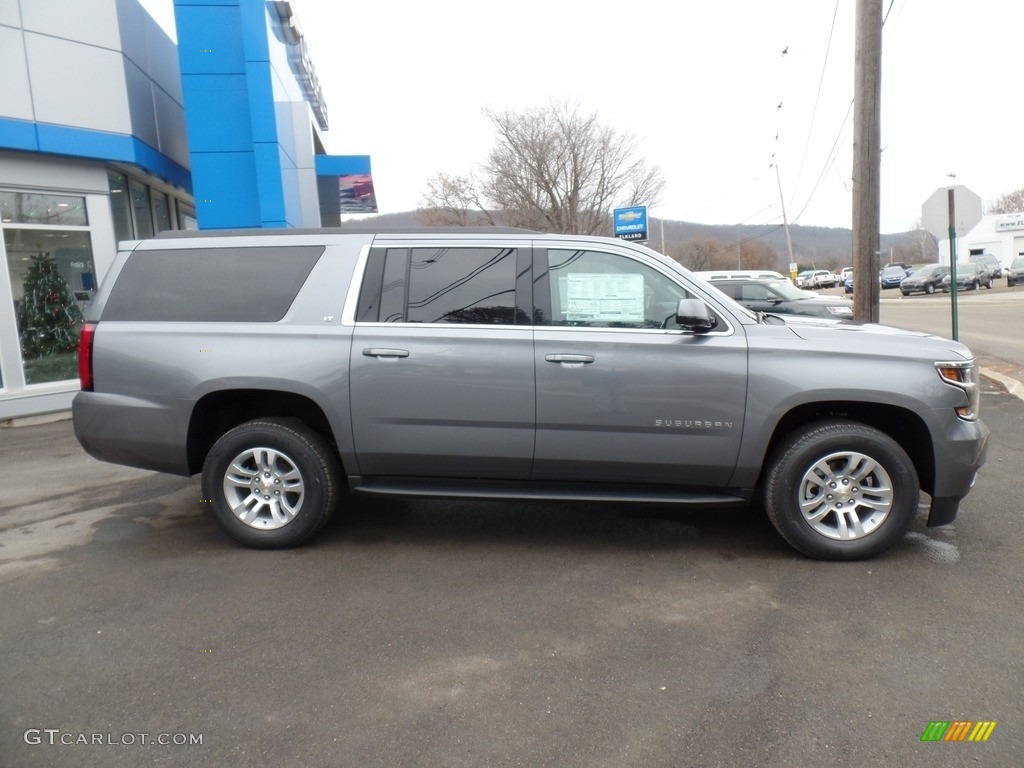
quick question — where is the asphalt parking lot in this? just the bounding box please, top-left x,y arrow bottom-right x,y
2,375 -> 1022,768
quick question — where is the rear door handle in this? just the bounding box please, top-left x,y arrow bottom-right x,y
545,354 -> 595,366
363,348 -> 409,359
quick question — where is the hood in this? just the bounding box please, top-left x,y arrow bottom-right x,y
784,320 -> 973,360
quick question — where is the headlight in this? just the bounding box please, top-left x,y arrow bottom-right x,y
826,306 -> 853,316
936,360 -> 979,420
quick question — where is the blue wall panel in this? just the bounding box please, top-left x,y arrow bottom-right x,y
188,152 -> 261,229
179,74 -> 254,152
175,5 -> 246,75
252,142 -> 287,225
174,0 -> 329,229
0,118 -> 40,152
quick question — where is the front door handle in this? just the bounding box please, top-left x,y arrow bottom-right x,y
545,353 -> 595,366
363,348 -> 410,359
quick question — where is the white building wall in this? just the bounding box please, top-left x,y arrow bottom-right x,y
939,212 -> 1024,268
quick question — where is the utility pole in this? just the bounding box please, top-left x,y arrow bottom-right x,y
852,0 -> 882,322
775,164 -> 795,273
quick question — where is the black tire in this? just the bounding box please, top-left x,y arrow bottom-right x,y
202,418 -> 341,548
971,280 -> 980,291
763,420 -> 919,560
924,283 -> 935,295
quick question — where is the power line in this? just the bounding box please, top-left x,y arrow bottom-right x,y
791,0 -> 842,208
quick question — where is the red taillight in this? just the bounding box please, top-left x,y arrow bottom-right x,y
78,322 -> 96,391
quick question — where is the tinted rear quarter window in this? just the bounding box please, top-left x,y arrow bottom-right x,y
102,246 -> 325,322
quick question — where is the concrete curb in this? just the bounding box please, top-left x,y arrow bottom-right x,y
0,411 -> 72,429
980,368 -> 1024,402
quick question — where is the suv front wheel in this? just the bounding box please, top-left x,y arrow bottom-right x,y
202,418 -> 340,548
764,421 -> 918,560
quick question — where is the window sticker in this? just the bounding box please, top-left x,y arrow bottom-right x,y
563,273 -> 644,322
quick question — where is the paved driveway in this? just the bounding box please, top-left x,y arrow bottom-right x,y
2,383 -> 1022,767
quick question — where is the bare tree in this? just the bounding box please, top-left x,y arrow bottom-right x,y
986,187 -> 1024,214
738,240 -> 780,271
418,173 -> 495,227
890,227 -> 937,265
420,102 -> 665,234
672,237 -> 722,271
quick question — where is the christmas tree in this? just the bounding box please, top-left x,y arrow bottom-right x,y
16,251 -> 84,359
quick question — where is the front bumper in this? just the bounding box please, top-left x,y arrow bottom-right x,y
925,415 -> 989,527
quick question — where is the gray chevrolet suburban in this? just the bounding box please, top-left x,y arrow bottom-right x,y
72,228 -> 989,560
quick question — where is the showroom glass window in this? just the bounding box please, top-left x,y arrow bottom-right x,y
108,171 -> 183,239
1,191 -> 96,385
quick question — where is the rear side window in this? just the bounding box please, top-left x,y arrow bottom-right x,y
102,246 -> 324,322
357,246 -> 524,324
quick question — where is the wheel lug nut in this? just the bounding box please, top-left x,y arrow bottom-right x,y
842,479 -> 849,485
827,495 -> 834,500
830,482 -> 837,488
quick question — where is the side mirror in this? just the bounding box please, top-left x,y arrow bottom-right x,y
675,298 -> 717,333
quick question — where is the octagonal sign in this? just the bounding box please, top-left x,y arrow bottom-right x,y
921,185 -> 982,240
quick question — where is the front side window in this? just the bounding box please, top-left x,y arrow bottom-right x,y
543,249 -> 691,329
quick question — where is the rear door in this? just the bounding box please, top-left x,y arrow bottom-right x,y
532,244 -> 748,487
349,240 -> 535,479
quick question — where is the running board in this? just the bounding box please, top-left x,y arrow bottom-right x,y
348,476 -> 749,507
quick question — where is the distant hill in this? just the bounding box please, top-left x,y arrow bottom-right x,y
339,210 -> 922,270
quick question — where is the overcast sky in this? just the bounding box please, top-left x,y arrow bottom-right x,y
141,0 -> 1021,234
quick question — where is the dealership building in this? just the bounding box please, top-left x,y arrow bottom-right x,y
0,0 -> 372,420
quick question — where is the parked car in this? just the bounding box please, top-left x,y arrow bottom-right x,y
695,269 -> 787,281
941,262 -> 992,291
839,267 -> 853,283
72,227 -> 989,561
708,277 -> 853,320
795,269 -> 816,289
900,264 -> 949,296
879,265 -> 909,289
1006,257 -> 1024,287
809,269 -> 838,288
844,274 -> 854,294
968,253 -> 1003,279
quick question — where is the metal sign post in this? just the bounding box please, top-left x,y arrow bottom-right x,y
947,188 -> 958,341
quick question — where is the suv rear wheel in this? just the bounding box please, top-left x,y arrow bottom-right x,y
764,421 -> 918,560
202,418 -> 340,548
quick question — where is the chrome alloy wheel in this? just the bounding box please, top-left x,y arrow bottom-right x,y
222,447 -> 306,530
798,451 -> 894,540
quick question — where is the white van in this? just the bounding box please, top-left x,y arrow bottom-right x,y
695,269 -> 787,281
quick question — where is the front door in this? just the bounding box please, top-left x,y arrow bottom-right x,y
532,246 -> 748,487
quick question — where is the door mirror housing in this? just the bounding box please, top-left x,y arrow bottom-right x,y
675,298 -> 717,333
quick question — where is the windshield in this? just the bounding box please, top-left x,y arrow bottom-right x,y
1013,258 -> 1024,268
765,279 -> 812,300
909,264 -> 940,277
882,266 -> 905,276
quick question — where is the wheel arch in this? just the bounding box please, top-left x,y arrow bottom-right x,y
187,389 -> 341,475
758,401 -> 935,495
